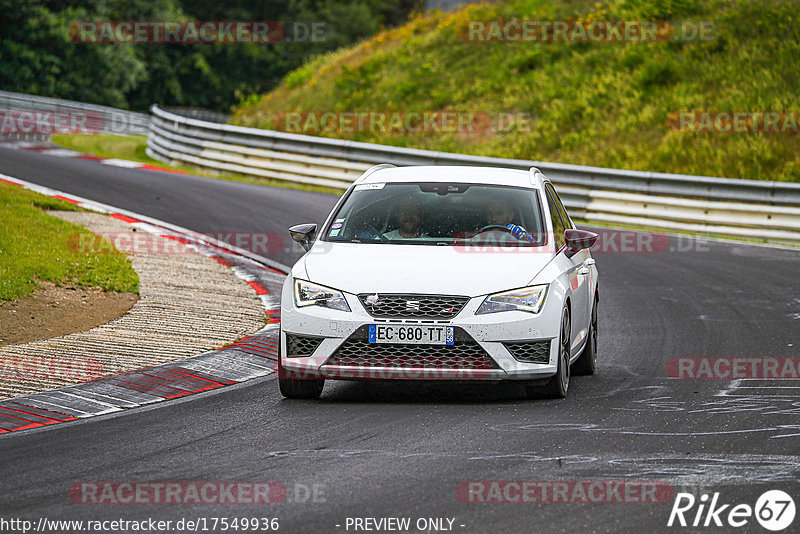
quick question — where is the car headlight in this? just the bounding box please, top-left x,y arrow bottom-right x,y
294,279 -> 351,312
476,285 -> 549,315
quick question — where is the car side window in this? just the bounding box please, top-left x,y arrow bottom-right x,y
547,183 -> 574,231
545,186 -> 566,249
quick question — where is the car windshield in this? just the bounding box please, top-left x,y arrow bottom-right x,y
323,182 -> 545,246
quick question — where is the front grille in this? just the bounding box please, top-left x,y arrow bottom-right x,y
325,326 -> 498,370
503,340 -> 551,364
358,294 -> 469,319
285,334 -> 324,358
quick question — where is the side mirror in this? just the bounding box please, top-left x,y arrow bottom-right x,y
289,223 -> 317,251
564,229 -> 598,258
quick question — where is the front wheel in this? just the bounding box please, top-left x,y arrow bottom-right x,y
529,306 -> 571,399
279,377 -> 324,399
572,296 -> 598,376
277,337 -> 324,399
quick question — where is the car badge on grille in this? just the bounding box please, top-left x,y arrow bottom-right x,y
365,294 -> 380,307
406,300 -> 420,311
441,307 -> 455,313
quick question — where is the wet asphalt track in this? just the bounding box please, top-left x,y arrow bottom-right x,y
1,145 -> 799,533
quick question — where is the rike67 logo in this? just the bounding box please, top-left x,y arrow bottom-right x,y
668,490 -> 796,531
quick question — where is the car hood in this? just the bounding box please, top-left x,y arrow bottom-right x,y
301,242 -> 554,297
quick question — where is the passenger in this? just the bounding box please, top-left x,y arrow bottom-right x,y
383,198 -> 426,239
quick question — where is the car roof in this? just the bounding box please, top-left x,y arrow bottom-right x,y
359,165 -> 543,188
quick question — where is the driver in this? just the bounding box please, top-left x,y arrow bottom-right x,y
383,197 -> 427,239
482,200 -> 535,242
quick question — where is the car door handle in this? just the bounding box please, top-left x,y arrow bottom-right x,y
578,259 -> 594,275
579,267 -> 590,275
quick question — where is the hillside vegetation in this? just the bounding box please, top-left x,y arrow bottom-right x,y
233,0 -> 800,182
2,0 -> 419,111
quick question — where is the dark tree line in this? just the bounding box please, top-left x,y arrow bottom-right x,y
0,0 -> 421,111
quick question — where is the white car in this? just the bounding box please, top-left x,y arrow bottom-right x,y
278,165 -> 599,399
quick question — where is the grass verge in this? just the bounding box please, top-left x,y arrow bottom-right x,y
0,182 -> 139,301
50,133 -> 152,163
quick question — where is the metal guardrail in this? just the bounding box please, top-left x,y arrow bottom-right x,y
2,91 -> 798,243
165,107 -> 229,124
147,105 -> 800,244
0,90 -> 149,136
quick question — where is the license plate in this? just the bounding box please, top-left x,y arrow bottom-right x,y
368,324 -> 454,345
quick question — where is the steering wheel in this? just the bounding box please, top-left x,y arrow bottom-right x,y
477,224 -> 512,233
371,223 -> 390,241
355,223 -> 388,241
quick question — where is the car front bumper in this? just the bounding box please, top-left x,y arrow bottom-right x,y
279,282 -> 564,381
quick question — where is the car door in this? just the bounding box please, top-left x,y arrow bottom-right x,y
545,183 -> 590,356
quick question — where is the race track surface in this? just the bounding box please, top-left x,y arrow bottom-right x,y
1,145 -> 799,533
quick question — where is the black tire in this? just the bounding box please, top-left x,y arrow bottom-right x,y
277,336 -> 324,399
572,296 -> 598,376
279,377 -> 324,399
530,306 -> 571,399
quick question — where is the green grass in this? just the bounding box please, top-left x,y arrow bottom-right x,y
50,133 -> 341,195
0,183 -> 139,301
233,0 -> 800,182
50,133 -> 152,163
